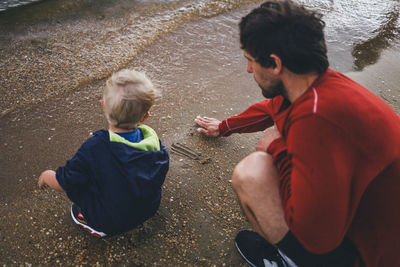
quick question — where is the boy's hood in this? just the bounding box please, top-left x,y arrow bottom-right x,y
108,124 -> 161,152
91,125 -> 169,187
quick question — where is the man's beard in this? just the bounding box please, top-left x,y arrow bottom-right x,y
260,78 -> 287,99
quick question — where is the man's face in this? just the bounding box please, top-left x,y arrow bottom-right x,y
244,50 -> 285,99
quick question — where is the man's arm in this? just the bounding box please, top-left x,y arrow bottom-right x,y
268,116 -> 357,254
195,100 -> 275,137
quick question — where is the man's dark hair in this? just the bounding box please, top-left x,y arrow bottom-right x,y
239,0 -> 329,75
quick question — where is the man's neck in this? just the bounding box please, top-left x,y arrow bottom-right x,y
282,70 -> 320,103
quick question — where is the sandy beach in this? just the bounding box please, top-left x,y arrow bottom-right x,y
1,1 -> 400,265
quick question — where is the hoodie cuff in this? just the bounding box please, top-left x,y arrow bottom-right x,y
218,119 -> 231,137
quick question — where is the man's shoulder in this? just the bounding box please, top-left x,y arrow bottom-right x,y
286,69 -> 369,123
316,69 -> 367,95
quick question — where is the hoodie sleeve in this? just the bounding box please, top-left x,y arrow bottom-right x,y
56,142 -> 91,194
219,100 -> 275,136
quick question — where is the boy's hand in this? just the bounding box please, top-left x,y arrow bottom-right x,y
195,116 -> 221,137
37,170 -> 64,192
38,174 -> 48,190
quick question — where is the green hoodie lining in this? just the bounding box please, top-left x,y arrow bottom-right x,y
108,124 -> 160,151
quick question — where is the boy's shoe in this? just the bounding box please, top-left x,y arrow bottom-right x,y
235,230 -> 296,267
70,203 -> 106,237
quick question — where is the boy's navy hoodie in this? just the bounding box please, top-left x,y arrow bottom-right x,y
56,125 -> 169,235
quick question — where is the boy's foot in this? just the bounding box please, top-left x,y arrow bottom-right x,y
234,230 -> 296,267
70,203 -> 106,237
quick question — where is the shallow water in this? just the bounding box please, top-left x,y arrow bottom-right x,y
0,0 -> 399,116
0,0 -> 40,11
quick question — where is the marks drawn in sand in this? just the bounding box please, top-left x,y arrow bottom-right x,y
171,143 -> 211,164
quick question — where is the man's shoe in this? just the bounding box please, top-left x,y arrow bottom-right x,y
70,203 -> 106,237
235,230 -> 295,267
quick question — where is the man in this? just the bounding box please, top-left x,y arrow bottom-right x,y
195,1 -> 400,266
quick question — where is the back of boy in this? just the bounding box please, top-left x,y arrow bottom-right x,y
38,69 -> 169,237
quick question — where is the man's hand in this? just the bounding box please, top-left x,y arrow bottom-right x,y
194,116 -> 221,137
256,126 -> 281,151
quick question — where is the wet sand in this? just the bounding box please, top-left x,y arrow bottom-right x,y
1,5 -> 400,267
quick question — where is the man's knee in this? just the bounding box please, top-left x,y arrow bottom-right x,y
232,151 -> 276,191
232,152 -> 288,243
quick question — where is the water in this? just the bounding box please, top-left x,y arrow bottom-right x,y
299,0 -> 400,70
0,0 -> 399,116
0,0 -> 41,11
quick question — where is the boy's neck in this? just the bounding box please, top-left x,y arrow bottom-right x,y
109,125 -> 136,133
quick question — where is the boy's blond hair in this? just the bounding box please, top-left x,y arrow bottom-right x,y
103,69 -> 160,130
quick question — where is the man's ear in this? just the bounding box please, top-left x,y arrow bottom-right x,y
270,54 -> 282,75
140,112 -> 150,122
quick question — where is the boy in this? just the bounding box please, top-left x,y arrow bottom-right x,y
38,69 -> 169,237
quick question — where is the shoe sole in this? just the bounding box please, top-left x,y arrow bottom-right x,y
235,240 -> 258,267
70,207 -> 106,237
